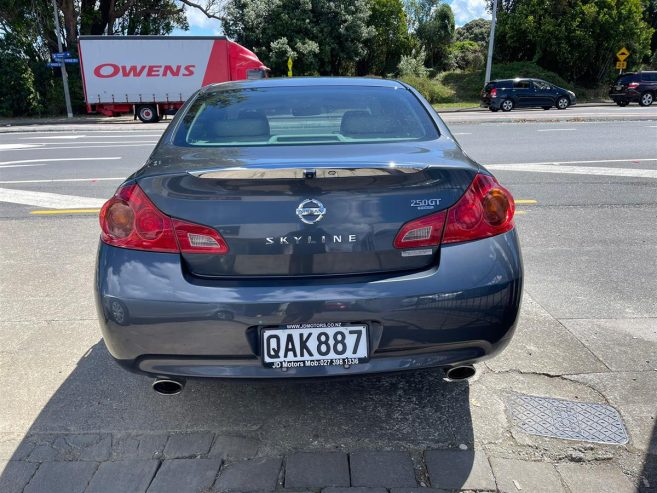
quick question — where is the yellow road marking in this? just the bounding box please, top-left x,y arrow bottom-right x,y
515,210 -> 527,215
30,209 -> 100,215
514,199 -> 537,205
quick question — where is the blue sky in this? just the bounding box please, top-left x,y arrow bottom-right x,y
172,0 -> 490,37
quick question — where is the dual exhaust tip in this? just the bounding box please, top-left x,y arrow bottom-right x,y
152,366 -> 475,394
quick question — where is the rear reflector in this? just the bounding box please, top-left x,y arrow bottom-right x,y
393,173 -> 515,249
99,183 -> 228,254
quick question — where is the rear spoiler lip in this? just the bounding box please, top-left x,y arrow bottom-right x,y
188,164 -> 431,180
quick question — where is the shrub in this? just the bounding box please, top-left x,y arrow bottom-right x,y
398,76 -> 454,103
398,48 -> 429,78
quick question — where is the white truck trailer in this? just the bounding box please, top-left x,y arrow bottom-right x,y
78,36 -> 267,122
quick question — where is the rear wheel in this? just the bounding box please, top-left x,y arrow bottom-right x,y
616,100 -> 629,107
556,96 -> 569,110
639,92 -> 654,107
137,105 -> 160,123
489,107 -> 499,112
501,99 -> 514,112
542,106 -> 551,110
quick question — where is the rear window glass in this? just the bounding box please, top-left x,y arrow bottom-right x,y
513,80 -> 530,89
173,85 -> 439,147
616,74 -> 636,85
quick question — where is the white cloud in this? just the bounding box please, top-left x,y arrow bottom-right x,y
185,6 -> 222,33
449,0 -> 491,27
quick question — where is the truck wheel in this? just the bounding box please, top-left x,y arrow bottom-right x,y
137,105 -> 160,123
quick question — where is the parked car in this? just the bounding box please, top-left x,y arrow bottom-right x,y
608,71 -> 657,107
481,78 -> 576,112
95,77 -> 523,393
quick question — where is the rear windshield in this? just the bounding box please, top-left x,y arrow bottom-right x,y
173,85 -> 439,147
615,74 -> 636,85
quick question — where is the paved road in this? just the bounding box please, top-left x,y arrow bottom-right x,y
0,114 -> 656,491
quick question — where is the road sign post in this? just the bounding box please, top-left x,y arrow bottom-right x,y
51,0 -> 73,118
287,57 -> 293,77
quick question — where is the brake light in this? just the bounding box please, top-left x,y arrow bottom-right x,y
393,211 -> 447,249
99,184 -> 228,254
393,173 -> 515,249
628,82 -> 639,89
442,174 -> 515,244
490,88 -> 497,98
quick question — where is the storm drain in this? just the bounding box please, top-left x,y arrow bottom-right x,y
507,394 -> 629,445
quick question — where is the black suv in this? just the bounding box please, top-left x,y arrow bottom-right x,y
480,78 -> 576,112
609,71 -> 657,107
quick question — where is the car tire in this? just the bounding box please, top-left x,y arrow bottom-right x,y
501,99 -> 514,112
489,108 -> 499,112
639,92 -> 654,107
556,96 -> 569,110
616,101 -> 629,107
542,106 -> 551,110
137,105 -> 160,123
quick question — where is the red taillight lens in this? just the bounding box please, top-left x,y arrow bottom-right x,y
490,88 -> 497,98
393,211 -> 447,249
628,82 -> 639,89
443,174 -> 515,244
99,184 -> 228,254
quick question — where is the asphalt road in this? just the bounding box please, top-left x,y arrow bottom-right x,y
0,108 -> 656,490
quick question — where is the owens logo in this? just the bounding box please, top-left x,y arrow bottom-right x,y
93,63 -> 196,78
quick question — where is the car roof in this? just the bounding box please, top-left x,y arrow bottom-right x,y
203,77 -> 406,93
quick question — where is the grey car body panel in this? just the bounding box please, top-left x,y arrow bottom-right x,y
95,77 -> 522,379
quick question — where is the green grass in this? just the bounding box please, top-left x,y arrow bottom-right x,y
432,101 -> 480,110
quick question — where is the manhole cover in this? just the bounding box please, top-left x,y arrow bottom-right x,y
507,394 -> 628,445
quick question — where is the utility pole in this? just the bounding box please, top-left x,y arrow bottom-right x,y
51,0 -> 73,118
484,0 -> 498,85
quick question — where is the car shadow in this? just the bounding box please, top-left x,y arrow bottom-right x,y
1,340 -> 475,488
641,419 -> 656,492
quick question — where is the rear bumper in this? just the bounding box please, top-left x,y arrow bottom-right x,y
609,90 -> 640,102
95,230 -> 523,379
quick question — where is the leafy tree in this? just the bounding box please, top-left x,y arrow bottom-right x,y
449,40 -> 485,70
454,18 -> 490,45
416,2 -> 454,70
403,0 -> 438,32
357,0 -> 411,75
0,35 -> 40,116
493,0 -> 654,85
223,0 -> 374,75
398,47 -> 429,77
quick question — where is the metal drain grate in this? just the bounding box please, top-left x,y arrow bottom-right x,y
507,394 -> 629,445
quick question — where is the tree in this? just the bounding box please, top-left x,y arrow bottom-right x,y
415,2 -> 454,70
357,0 -> 411,75
454,18 -> 490,45
493,0 -> 654,85
223,0 -> 374,75
449,40 -> 485,70
0,35 -> 40,116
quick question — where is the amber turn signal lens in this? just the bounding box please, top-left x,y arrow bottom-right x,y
106,201 -> 134,238
483,189 -> 510,226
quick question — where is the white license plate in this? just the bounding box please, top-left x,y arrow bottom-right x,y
262,324 -> 368,368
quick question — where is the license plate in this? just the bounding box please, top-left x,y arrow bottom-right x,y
261,323 -> 368,369
616,85 -> 623,90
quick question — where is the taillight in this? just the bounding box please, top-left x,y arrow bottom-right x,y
628,82 -> 639,89
443,174 -> 515,244
393,211 -> 447,249
99,184 -> 228,254
393,173 -> 515,249
490,88 -> 497,98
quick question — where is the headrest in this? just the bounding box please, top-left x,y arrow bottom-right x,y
212,115 -> 270,141
340,110 -> 397,138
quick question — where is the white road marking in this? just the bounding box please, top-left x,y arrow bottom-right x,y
10,144 -> 154,151
536,128 -> 576,132
487,163 -> 657,179
490,158 -> 657,166
0,157 -> 121,167
0,164 -> 46,168
18,134 -> 161,139
0,144 -> 42,150
0,177 -> 124,184
19,135 -> 86,139
452,132 -> 472,135
0,188 -> 106,209
19,141 -> 157,146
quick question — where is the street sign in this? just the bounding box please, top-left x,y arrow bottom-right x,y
616,61 -> 627,70
287,56 -> 293,77
63,58 -> 79,64
52,51 -> 71,59
616,47 -> 629,61
47,62 -> 62,68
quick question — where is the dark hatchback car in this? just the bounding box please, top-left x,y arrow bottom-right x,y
95,78 -> 522,392
609,71 -> 657,106
481,78 -> 576,111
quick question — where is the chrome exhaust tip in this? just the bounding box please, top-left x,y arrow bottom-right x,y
152,378 -> 184,395
443,365 -> 476,382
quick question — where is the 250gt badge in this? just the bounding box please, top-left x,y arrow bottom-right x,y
411,198 -> 441,210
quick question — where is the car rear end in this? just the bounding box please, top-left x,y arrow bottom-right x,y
480,82 -> 499,109
609,73 -> 639,104
95,79 -> 523,379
